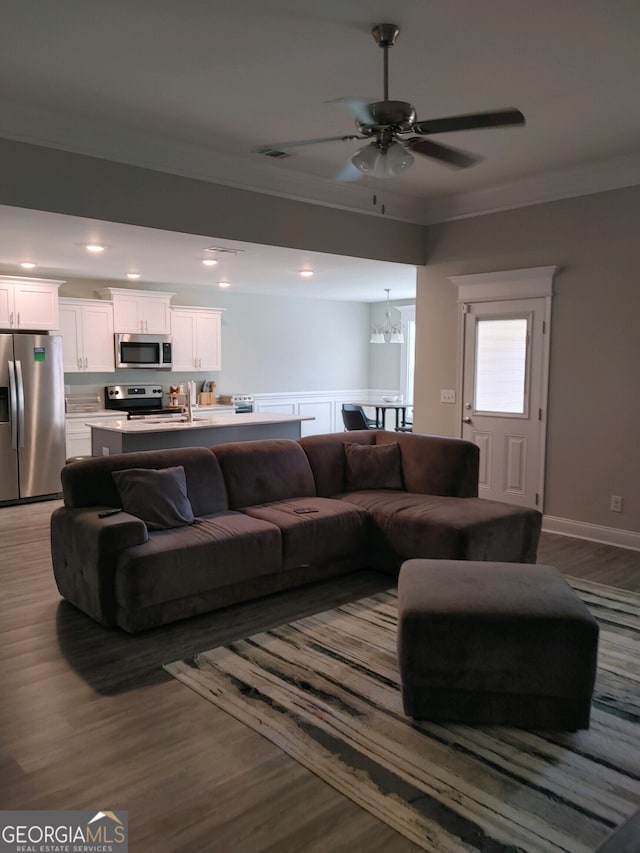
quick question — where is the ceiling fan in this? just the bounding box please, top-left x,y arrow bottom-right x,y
255,23 -> 525,180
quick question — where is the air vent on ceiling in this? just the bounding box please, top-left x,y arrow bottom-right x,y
259,147 -> 292,159
203,246 -> 244,255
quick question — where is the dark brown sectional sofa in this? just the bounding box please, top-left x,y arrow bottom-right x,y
51,430 -> 542,633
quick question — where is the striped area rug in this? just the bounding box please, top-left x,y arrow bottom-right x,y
164,577 -> 640,852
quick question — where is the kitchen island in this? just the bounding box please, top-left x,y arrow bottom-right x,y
88,412 -> 315,455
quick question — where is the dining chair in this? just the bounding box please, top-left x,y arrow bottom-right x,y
341,403 -> 376,431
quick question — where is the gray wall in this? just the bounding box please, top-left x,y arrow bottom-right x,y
0,138 -> 426,265
414,185 -> 640,533
60,278 -> 371,394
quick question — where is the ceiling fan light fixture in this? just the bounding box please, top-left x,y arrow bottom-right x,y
351,140 -> 414,179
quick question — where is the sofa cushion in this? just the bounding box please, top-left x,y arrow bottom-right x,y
112,466 -> 195,530
242,497 -> 368,570
61,447 -> 229,517
345,442 -> 403,491
114,511 -> 282,608
340,491 -> 542,563
299,431 -> 376,496
213,439 -> 316,508
377,431 -> 480,497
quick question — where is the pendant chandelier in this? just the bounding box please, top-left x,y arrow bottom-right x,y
370,288 -> 404,344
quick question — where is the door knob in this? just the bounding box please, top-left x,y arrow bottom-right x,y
463,417 -> 472,423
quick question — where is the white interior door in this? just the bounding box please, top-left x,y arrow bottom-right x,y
461,298 -> 548,509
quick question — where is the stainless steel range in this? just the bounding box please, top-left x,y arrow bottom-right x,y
105,385 -> 180,418
231,394 -> 254,413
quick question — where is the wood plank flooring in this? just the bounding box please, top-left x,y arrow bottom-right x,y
1,499 -> 639,852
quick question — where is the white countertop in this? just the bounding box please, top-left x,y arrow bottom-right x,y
87,412 -> 314,433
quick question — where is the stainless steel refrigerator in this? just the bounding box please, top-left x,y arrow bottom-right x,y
0,334 -> 66,502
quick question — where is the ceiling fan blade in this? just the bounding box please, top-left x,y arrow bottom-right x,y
254,134 -> 361,154
412,108 -> 525,135
405,137 -> 482,169
326,97 -> 376,125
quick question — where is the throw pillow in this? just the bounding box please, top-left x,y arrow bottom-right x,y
112,466 -> 195,530
344,442 -> 404,491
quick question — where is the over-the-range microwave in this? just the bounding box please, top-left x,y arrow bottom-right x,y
115,333 -> 173,370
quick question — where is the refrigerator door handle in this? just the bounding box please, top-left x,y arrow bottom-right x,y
15,360 -> 25,449
8,360 -> 18,449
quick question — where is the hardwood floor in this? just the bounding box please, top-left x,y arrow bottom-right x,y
1,499 -> 639,852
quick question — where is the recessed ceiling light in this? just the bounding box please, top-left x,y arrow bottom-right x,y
85,243 -> 106,253
218,280 -> 231,288
20,262 -> 37,269
202,259 -> 219,267
126,273 -> 141,280
299,269 -> 314,278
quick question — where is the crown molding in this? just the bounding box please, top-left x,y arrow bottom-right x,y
421,151 -> 640,224
1,99 -> 639,228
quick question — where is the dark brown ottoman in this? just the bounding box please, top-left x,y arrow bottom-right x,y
397,559 -> 599,729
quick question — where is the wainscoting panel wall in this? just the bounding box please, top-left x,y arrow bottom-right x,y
254,390 -> 402,436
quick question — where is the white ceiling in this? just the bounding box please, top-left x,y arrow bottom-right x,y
0,0 -> 638,300
0,205 -> 416,302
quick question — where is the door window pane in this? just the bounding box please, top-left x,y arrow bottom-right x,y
474,318 -> 527,413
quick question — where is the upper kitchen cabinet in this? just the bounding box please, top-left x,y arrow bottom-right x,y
98,288 -> 175,334
59,298 -> 115,373
171,306 -> 222,372
0,275 -> 63,331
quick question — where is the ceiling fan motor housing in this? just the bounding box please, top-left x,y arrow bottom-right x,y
357,100 -> 416,135
371,24 -> 400,47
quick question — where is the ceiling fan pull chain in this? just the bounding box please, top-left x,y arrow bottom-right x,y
371,193 -> 386,215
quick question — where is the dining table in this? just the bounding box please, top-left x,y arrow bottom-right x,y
352,400 -> 412,431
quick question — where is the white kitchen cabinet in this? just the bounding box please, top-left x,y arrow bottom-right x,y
98,287 -> 174,334
59,298 -> 115,373
0,275 -> 63,331
171,306 -> 222,371
65,411 -> 123,459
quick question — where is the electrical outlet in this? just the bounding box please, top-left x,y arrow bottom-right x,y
102,447 -> 110,456
440,389 -> 456,404
610,495 -> 623,513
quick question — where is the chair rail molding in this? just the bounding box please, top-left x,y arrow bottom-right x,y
254,389 -> 403,435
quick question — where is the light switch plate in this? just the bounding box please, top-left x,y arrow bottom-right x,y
440,389 -> 456,403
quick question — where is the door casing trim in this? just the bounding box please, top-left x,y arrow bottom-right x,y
448,266 -> 558,510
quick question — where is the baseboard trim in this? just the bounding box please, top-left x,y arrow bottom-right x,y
542,515 -> 640,552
